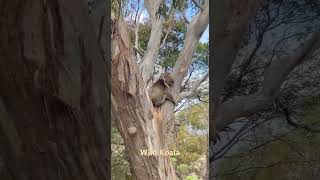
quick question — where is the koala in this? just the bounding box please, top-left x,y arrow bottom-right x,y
148,72 -> 176,107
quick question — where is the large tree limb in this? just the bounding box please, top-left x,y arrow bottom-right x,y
212,0 -> 262,107
262,30 -> 320,98
172,0 -> 209,93
211,0 -> 262,140
140,0 -> 163,83
156,1 -> 209,149
223,3 -> 283,100
215,30 -> 320,131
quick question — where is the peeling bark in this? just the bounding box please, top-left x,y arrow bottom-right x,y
111,17 -> 176,180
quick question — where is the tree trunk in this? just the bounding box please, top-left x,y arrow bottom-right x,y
111,16 -> 177,180
210,0 -> 261,142
111,1 -> 209,178
0,0 -> 110,180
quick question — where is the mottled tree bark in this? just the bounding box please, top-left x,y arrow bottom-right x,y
0,0 -> 110,180
112,17 -> 176,180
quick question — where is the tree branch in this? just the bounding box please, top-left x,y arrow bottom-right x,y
133,46 -> 145,57
262,30 -> 320,98
181,64 -> 196,91
171,0 -> 209,93
158,2 -> 209,145
278,101 -> 320,133
211,0 -> 262,140
191,0 -> 204,11
177,72 -> 208,102
182,8 -> 190,24
134,8 -> 143,61
140,0 -> 164,83
215,30 -> 320,132
160,9 -> 175,48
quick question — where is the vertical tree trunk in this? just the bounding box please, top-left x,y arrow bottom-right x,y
111,1 -> 209,178
111,17 -> 177,180
0,0 -> 110,179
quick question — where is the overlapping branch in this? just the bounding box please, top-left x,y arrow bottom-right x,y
215,30 -> 320,131
177,72 -> 208,102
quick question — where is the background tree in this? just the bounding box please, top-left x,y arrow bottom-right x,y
173,102 -> 208,179
211,0 -> 320,179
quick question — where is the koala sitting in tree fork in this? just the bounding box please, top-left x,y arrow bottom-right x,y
148,72 -> 176,107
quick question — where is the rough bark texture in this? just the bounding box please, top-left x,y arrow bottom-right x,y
111,17 -> 176,180
0,0 -> 110,179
